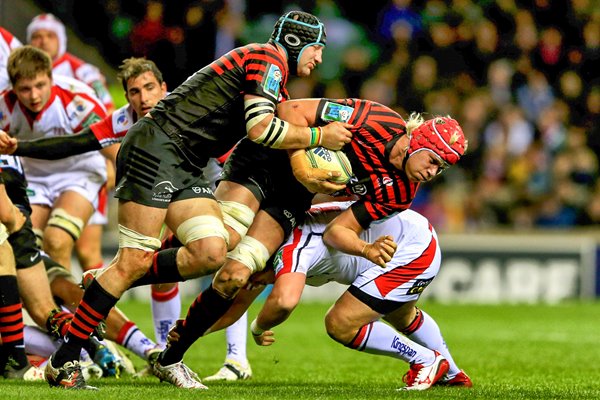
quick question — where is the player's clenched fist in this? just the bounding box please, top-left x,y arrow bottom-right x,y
0,130 -> 17,154
320,121 -> 353,150
361,235 -> 397,268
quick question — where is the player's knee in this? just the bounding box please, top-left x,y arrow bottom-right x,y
114,248 -> 155,281
186,238 -> 228,274
213,264 -> 251,297
42,229 -> 72,256
324,309 -> 352,344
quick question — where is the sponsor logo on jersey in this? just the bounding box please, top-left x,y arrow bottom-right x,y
321,101 -> 354,123
349,179 -> 368,196
116,110 -> 130,128
82,113 -> 102,128
407,277 -> 434,295
66,95 -> 95,123
381,177 -> 394,187
263,64 -> 282,99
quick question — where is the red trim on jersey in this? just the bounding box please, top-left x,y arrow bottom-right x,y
373,230 -> 437,297
216,147 -> 235,165
96,184 -> 108,215
276,227 -> 303,278
0,27 -> 15,44
53,52 -> 84,71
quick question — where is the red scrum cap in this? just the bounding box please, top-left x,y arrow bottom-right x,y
407,116 -> 467,166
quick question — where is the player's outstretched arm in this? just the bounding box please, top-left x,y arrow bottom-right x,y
11,127 -> 101,160
251,272 -> 306,346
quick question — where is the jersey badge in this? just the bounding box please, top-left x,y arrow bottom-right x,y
262,64 -> 282,99
66,95 -> 95,123
321,101 -> 354,123
115,111 -> 130,130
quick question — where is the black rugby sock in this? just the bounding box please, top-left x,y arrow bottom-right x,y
159,285 -> 233,365
130,248 -> 184,288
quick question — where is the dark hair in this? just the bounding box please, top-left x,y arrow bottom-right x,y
117,57 -> 163,91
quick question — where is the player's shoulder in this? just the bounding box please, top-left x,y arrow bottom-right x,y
59,52 -> 86,68
110,104 -> 135,131
244,42 -> 285,62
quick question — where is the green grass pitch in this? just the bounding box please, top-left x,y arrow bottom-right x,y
4,300 -> 600,399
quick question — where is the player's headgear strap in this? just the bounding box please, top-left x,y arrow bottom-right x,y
269,11 -> 326,76
27,13 -> 67,58
407,117 -> 466,166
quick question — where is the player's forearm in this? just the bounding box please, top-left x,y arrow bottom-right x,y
14,128 -> 101,160
323,223 -> 366,257
255,296 -> 294,331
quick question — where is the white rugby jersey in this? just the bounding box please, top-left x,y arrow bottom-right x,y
53,52 -> 114,111
89,102 -> 136,148
0,84 -> 107,178
273,202 -> 436,287
0,27 -> 22,92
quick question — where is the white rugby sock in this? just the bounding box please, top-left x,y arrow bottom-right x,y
150,284 -> 180,348
224,311 -> 248,365
404,309 -> 461,376
24,325 -> 58,358
349,320 -> 435,365
116,321 -> 158,359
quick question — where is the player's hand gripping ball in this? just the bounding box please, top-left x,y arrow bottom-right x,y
304,146 -> 353,184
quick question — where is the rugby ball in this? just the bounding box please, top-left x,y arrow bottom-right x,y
305,146 -> 353,184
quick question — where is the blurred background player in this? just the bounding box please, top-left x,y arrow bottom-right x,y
1,46 -> 107,273
27,13 -> 115,276
0,26 -> 22,92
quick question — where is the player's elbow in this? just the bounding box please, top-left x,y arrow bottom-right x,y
272,294 -> 299,315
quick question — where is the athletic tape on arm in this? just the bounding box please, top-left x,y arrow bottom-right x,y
245,98 -> 289,148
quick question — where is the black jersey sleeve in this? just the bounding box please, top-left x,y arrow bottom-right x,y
14,127 -> 101,160
243,45 -> 289,102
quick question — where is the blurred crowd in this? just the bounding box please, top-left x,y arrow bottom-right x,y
34,0 -> 599,233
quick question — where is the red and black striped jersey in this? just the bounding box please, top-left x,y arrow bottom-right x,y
150,42 -> 290,168
315,98 -> 419,229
